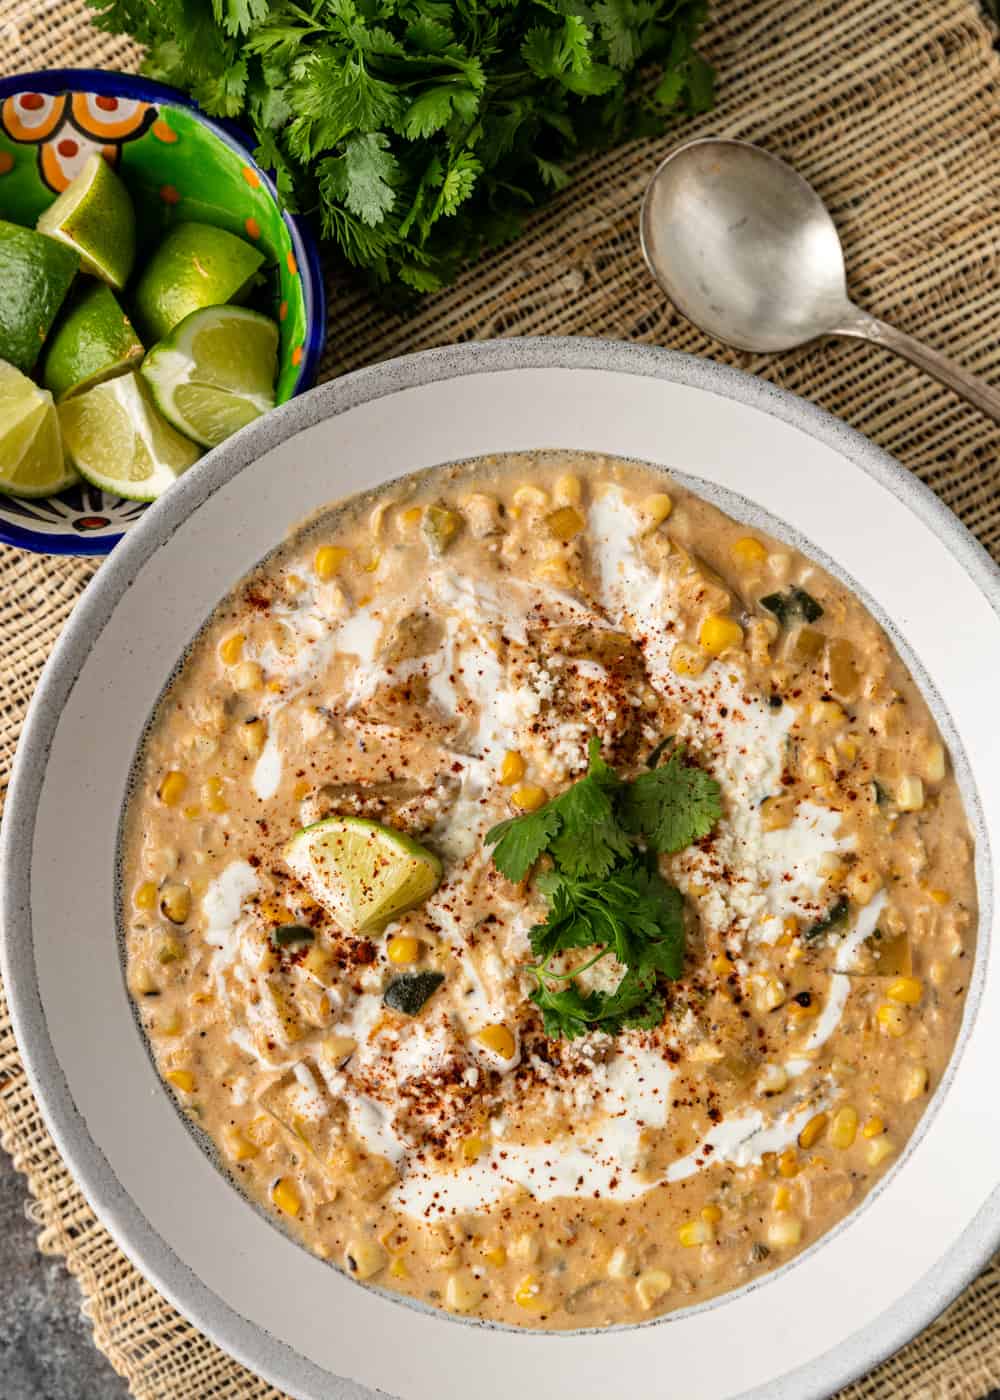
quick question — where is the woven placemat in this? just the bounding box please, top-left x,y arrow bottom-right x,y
2,0 -> 1000,1395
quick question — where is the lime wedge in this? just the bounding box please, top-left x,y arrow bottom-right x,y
133,223 -> 266,344
141,305 -> 277,447
0,359 -> 78,497
36,152 -> 135,291
0,220 -> 79,373
285,818 -> 443,934
58,371 -> 201,501
41,283 -> 144,401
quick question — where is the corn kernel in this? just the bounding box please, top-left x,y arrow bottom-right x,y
731,536 -> 768,569
201,776 -> 227,813
635,1269 -> 672,1310
877,1003 -> 908,1037
159,771 -> 187,806
134,881 -> 158,911
223,1127 -> 257,1161
314,545 -> 349,580
218,633 -> 245,665
483,1245 -> 507,1267
607,1245 -> 636,1279
461,1135 -> 486,1162
514,1275 -> 543,1310
671,642 -> 708,678
237,718 -> 266,755
476,1023 -> 516,1059
927,887 -> 950,906
553,473 -> 582,506
389,1255 -> 408,1279
509,1232 -> 540,1264
901,1064 -> 929,1102
345,1238 -> 386,1278
923,741 -> 946,784
698,614 -> 744,656
400,505 -> 424,529
701,1204 -> 722,1225
511,784 -> 547,813
846,867 -> 883,907
159,882 -> 191,925
445,1272 -> 480,1313
773,1184 -> 792,1211
387,935 -> 421,965
711,954 -> 731,976
835,734 -> 860,763
866,1136 -> 895,1167
798,1112 -> 829,1150
830,1106 -> 858,1149
499,750 -> 526,786
886,976 -> 923,1005
640,492 -> 673,529
760,795 -> 795,832
804,757 -> 833,785
778,1148 -> 800,1178
231,661 -> 263,693
810,700 -> 846,726
678,1218 -> 713,1247
165,1069 -> 195,1093
862,1116 -> 885,1139
512,485 -> 548,511
767,1217 -> 803,1248
896,775 -> 924,812
320,1034 -> 357,1067
546,505 -> 585,541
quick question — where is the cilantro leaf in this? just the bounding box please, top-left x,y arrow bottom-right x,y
486,806 -> 561,884
547,738 -> 630,879
622,746 -> 721,854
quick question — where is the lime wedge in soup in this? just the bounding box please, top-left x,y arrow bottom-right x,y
36,152 -> 136,290
0,359 -> 77,497
0,220 -> 79,373
285,817 -> 443,934
141,304 -> 277,447
58,370 -> 200,501
133,222 -> 265,343
42,283 -> 144,400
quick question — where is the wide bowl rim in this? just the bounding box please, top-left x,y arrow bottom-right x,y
2,336 -> 998,1400
0,65 -> 326,558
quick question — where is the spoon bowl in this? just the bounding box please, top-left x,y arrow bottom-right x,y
640,137 -> 1000,423
640,139 -> 850,352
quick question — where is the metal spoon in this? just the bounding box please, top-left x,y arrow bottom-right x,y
640,138 -> 1000,426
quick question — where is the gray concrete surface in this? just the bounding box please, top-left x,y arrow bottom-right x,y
0,1148 -> 129,1400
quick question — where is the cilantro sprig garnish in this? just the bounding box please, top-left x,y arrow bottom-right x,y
88,0 -> 714,294
485,739 -> 720,1038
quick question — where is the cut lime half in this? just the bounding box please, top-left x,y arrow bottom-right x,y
141,305 -> 278,447
284,818 -> 443,934
133,222 -> 265,344
58,371 -> 201,501
42,283 -> 144,400
36,152 -> 136,290
0,359 -> 77,498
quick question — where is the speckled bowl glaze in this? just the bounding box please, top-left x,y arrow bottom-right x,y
1,340 -> 998,1400
0,67 -> 325,556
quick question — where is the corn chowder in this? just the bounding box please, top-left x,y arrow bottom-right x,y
122,455 -> 975,1328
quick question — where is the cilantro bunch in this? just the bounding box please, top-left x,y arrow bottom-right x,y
487,738 -> 720,1038
88,0 -> 714,293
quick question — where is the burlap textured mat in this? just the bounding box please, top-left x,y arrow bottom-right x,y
1,0 -> 999,1395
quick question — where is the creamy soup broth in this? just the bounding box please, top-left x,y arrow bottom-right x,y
122,454 -> 975,1328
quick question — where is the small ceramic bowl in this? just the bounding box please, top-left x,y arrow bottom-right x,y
0,67 -> 325,556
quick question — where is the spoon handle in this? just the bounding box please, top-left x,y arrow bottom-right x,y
832,304 -> 1000,427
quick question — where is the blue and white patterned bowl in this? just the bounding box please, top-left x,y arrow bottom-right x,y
0,68 -> 326,557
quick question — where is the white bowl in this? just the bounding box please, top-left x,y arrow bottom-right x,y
2,339 -> 998,1400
